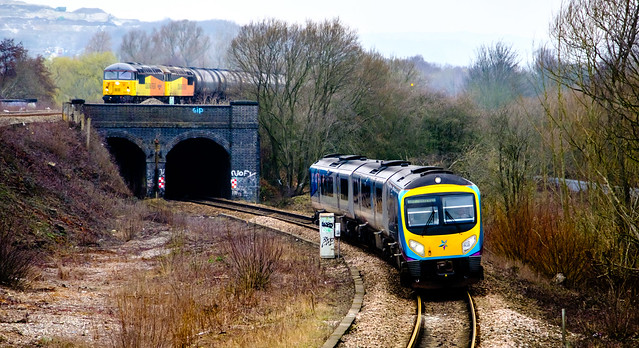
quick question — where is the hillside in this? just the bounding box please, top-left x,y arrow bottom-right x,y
0,0 -> 239,58
0,120 -> 131,255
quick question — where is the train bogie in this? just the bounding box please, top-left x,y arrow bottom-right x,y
310,154 -> 484,288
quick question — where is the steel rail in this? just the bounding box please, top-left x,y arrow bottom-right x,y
408,291 -> 477,348
188,197 -> 316,229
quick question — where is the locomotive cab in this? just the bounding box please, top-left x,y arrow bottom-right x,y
103,63 -> 138,103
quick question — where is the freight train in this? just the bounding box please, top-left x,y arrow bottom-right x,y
310,155 -> 484,288
102,62 -> 248,104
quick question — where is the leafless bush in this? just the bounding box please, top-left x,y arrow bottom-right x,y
224,224 -> 283,293
487,194 -> 595,287
0,217 -> 38,288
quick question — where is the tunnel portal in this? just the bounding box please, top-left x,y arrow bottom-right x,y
164,138 -> 230,199
106,137 -> 147,198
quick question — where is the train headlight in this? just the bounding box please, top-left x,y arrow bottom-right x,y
409,240 -> 425,257
462,235 -> 477,254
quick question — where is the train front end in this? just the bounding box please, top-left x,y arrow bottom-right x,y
399,173 -> 483,288
103,63 -> 138,103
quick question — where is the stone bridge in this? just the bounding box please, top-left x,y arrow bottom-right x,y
63,101 -> 260,202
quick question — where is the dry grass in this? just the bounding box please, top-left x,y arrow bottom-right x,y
111,216 -> 349,348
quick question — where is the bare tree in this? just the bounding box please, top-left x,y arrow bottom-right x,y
229,18 -> 362,196
544,0 -> 639,303
152,20 -> 212,66
466,41 -> 526,110
119,29 -> 155,63
85,30 -> 112,54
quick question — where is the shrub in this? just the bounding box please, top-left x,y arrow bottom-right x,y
0,217 -> 38,288
224,224 -> 283,293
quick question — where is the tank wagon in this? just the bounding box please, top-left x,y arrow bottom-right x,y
102,62 -> 248,104
310,154 -> 484,288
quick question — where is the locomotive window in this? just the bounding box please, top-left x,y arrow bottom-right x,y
119,71 -> 134,80
340,178 -> 348,201
104,71 -> 117,80
442,194 -> 475,223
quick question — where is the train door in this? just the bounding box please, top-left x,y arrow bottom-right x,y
353,176 -> 360,217
360,178 -> 373,222
373,181 -> 384,228
337,174 -> 350,216
387,187 -> 399,240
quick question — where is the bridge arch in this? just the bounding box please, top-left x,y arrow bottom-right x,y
102,130 -> 147,198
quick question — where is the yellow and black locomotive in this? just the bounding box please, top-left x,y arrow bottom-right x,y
102,62 -> 247,104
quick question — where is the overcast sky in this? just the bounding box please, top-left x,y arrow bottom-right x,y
30,0 -> 565,66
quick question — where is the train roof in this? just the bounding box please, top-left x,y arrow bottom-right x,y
311,154 -> 473,189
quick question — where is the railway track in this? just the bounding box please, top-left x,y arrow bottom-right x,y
0,110 -> 63,126
185,197 -> 479,348
187,197 -> 317,229
408,290 -> 477,348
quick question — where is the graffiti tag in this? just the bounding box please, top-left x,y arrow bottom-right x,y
231,170 -> 255,177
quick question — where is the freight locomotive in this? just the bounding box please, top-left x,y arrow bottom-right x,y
310,154 -> 484,288
102,62 -> 248,104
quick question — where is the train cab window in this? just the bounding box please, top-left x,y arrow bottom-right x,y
104,71 -> 118,80
340,178 -> 348,201
442,194 -> 475,223
405,196 -> 439,228
187,76 -> 194,85
404,193 -> 476,235
119,71 -> 134,80
138,75 -> 146,84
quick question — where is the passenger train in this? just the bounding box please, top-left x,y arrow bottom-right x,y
102,62 -> 248,104
310,154 -> 483,288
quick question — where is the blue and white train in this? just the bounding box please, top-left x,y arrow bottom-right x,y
310,154 -> 484,288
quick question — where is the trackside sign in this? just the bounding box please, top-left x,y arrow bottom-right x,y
319,213 -> 335,258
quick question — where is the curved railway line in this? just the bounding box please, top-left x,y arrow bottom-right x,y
408,290 -> 477,348
185,198 -> 478,348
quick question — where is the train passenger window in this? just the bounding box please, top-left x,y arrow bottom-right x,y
340,178 -> 348,201
375,185 -> 383,214
442,194 -> 475,223
322,176 -> 334,197
361,182 -> 371,209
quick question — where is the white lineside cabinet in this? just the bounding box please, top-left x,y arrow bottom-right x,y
319,213 -> 335,258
